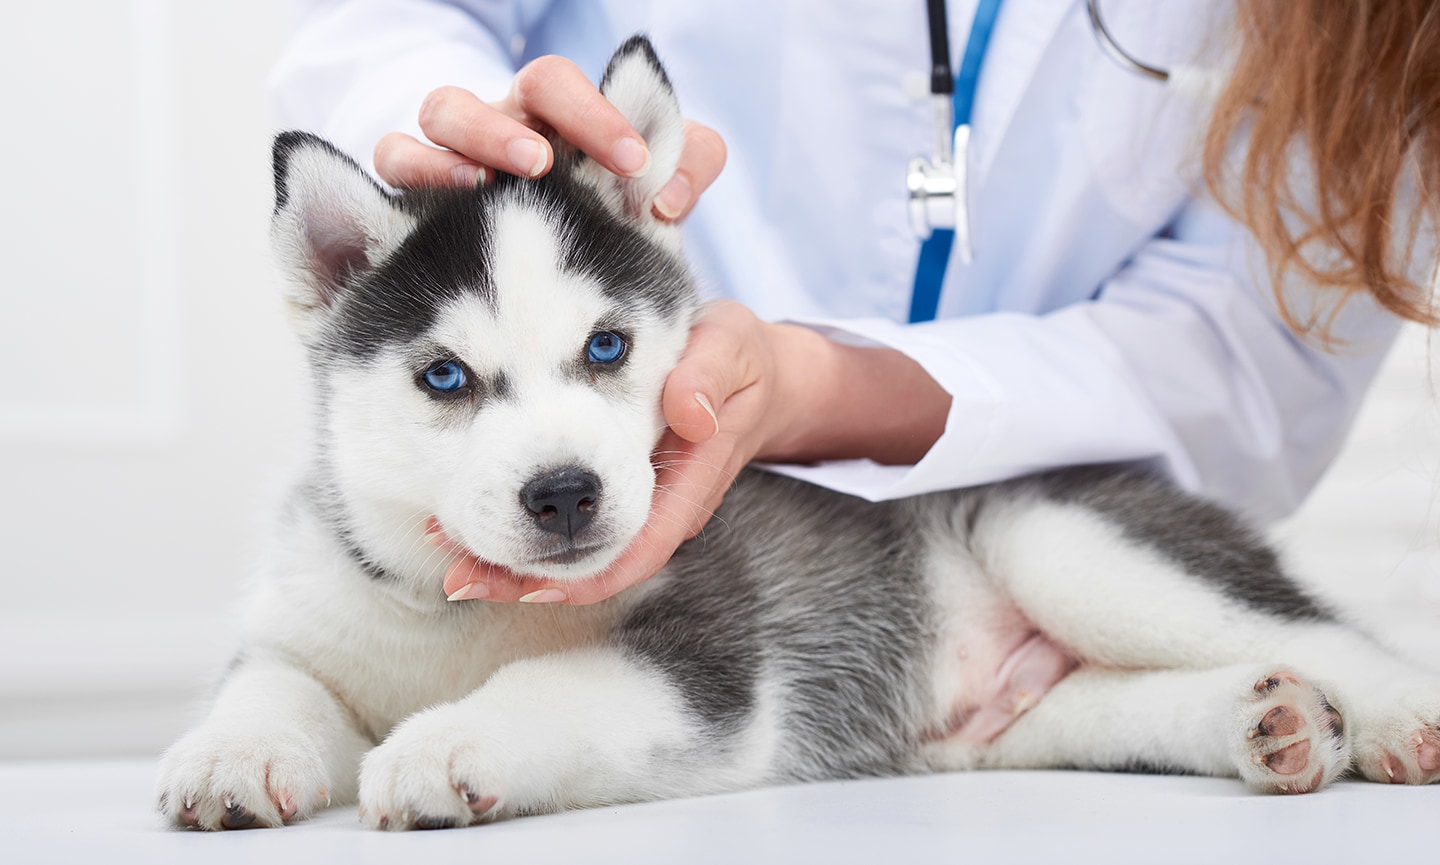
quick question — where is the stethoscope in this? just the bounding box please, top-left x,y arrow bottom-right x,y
906,0 -> 1209,322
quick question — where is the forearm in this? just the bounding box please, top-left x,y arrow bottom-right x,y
760,323 -> 951,466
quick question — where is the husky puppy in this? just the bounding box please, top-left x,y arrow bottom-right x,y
157,37 -> 1440,831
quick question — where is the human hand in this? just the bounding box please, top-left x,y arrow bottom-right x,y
372,56 -> 726,220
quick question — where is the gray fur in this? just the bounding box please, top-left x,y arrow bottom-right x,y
622,471 -> 934,778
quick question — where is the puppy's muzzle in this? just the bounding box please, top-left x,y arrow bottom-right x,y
520,467 -> 602,543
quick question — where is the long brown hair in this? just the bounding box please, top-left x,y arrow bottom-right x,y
1203,0 -> 1440,338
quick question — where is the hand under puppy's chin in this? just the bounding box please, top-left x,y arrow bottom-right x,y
508,543 -> 628,583
431,518 -> 631,585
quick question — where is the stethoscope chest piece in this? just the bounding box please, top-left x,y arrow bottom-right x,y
906,124 -> 969,253
907,0 -> 1003,281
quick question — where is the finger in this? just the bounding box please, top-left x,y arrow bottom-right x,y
662,301 -> 768,443
442,554 -> 496,599
504,55 -> 651,178
653,121 -> 727,221
438,509 -> 681,605
418,85 -> 554,178
442,531 -> 668,606
373,132 -> 489,188
441,556 -> 573,604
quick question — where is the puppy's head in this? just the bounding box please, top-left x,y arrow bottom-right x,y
270,37 -> 699,586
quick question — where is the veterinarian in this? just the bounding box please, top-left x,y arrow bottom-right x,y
271,0 -> 1439,605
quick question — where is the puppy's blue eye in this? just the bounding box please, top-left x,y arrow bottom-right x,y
587,331 -> 626,364
423,360 -> 468,392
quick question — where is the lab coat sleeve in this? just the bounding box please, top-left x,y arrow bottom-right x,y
268,0 -> 551,173
770,197 -> 1406,521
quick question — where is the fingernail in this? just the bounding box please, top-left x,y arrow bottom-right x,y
447,582 -> 490,601
507,138 -> 547,178
652,174 -> 692,220
450,164 -> 482,187
612,137 -> 651,177
518,588 -> 567,604
694,392 -> 720,436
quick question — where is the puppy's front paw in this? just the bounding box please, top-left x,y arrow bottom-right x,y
156,726 -> 333,830
358,704 -> 549,831
1232,670 -> 1349,794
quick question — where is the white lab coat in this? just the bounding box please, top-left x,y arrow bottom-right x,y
269,0 -> 1410,521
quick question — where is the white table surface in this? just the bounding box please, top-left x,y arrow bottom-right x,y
3,758 -> 1435,864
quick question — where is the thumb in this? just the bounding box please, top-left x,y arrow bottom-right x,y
662,374 -> 722,444
661,301 -> 761,443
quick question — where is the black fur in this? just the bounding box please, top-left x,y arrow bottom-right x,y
1026,465 -> 1335,622
601,33 -> 674,93
272,140 -> 695,363
543,167 -> 693,319
318,182 -> 497,360
272,131 -> 351,212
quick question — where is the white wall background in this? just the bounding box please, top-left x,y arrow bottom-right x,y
0,0 -> 303,759
0,0 -> 1437,762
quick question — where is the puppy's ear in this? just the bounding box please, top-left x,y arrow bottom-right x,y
270,132 -> 417,339
579,35 -> 686,242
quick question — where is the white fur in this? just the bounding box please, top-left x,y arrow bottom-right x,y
430,204 -> 666,578
572,44 -> 685,249
595,51 -> 685,217
356,649 -> 733,826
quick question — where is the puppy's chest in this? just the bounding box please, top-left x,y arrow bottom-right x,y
260,582 -> 627,740
390,608 -> 625,733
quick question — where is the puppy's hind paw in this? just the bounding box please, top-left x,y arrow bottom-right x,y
1232,670 -> 1349,794
1351,687 -> 1440,785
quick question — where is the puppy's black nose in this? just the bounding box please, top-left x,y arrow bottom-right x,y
519,467 -> 601,542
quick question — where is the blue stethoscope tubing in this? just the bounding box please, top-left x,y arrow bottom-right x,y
908,0 -> 1004,324
907,0 -> 1176,324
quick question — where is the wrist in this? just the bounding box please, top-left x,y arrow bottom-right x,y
757,324 -> 950,466
756,322 -> 841,461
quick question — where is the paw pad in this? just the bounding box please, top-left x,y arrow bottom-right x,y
1257,705 -> 1303,738
1236,670 -> 1349,794
1260,740 -> 1311,776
